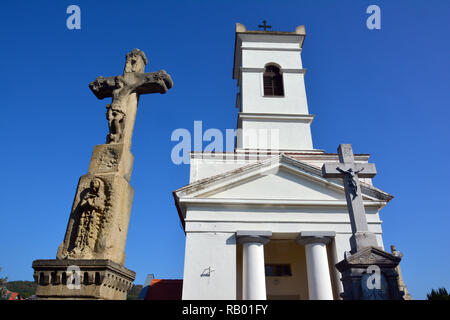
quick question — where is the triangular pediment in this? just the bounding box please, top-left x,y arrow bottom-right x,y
174,154 -> 392,203
336,247 -> 401,271
204,166 -> 347,201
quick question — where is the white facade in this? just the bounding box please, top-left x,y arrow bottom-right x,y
174,23 -> 393,300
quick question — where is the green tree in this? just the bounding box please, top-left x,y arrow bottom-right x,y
0,267 -> 8,288
5,281 -> 37,299
427,287 -> 450,300
127,284 -> 143,300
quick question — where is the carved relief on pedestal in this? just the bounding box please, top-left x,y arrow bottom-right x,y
58,176 -> 112,260
72,177 -> 110,255
97,147 -> 119,171
88,144 -> 133,182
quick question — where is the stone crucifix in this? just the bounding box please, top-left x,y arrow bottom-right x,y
35,48 -> 173,300
322,144 -> 379,253
56,49 -> 173,265
89,48 -> 173,147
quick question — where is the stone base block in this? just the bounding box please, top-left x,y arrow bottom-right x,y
32,259 -> 135,300
88,143 -> 134,182
336,246 -> 404,300
350,232 -> 380,253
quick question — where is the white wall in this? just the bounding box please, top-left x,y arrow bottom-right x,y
189,155 -> 261,183
240,34 -> 304,70
182,232 -> 237,300
184,206 -> 383,236
239,117 -> 313,150
240,72 -> 309,115
209,170 -> 346,200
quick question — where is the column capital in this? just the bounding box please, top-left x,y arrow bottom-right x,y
296,231 -> 336,246
237,231 -> 272,245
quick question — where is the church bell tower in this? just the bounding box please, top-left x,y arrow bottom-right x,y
233,23 -> 317,152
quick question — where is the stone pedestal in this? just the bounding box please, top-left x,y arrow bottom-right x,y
32,141 -> 136,299
32,259 -> 135,300
55,143 -> 135,265
335,246 -> 404,300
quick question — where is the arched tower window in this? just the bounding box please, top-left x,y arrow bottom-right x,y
263,65 -> 284,96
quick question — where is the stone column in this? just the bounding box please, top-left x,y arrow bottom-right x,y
237,231 -> 271,300
296,232 -> 335,300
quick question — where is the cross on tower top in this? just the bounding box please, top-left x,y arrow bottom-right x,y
258,20 -> 272,31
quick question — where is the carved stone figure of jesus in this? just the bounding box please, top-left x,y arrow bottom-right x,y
110,76 -> 132,112
89,49 -> 173,150
103,75 -> 153,144
337,167 -> 364,200
106,104 -> 125,143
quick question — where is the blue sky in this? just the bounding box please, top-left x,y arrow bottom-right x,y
0,0 -> 449,299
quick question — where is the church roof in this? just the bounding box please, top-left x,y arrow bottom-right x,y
143,279 -> 183,300
173,153 -> 394,229
0,287 -> 23,300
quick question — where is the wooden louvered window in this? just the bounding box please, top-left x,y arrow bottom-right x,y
263,65 -> 284,96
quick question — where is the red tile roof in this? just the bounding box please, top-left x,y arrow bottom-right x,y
0,288 -> 23,300
8,291 -> 22,300
144,279 -> 183,300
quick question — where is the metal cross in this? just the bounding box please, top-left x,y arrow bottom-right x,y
258,20 -> 272,31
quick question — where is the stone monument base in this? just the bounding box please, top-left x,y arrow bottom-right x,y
336,246 -> 404,300
32,259 -> 135,300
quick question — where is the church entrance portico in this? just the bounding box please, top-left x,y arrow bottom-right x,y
236,232 -> 336,300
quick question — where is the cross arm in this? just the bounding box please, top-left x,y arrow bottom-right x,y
89,76 -> 117,100
135,70 -> 173,95
322,162 -> 377,178
88,70 -> 173,100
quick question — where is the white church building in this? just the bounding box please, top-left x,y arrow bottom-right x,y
173,23 -> 393,300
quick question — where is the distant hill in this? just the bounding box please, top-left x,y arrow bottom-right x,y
5,280 -> 143,300
6,281 -> 36,299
